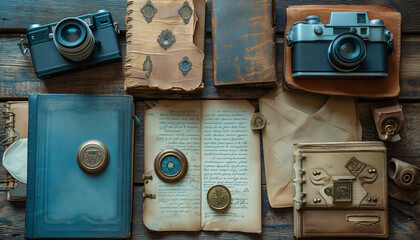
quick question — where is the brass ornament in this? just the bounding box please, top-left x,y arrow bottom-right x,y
178,56 -> 192,76
141,0 -> 157,23
382,117 -> 399,140
157,29 -> 176,50
345,157 -> 366,177
207,185 -> 231,211
143,56 -> 152,78
77,140 -> 109,174
251,113 -> 266,130
178,1 -> 193,24
154,149 -> 188,183
333,179 -> 353,203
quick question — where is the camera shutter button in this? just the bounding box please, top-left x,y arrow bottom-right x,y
305,15 -> 321,24
314,26 -> 323,35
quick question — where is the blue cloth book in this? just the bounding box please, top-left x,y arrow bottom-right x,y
25,94 -> 133,238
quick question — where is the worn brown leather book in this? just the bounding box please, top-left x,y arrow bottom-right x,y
293,142 -> 388,238
283,5 -> 401,97
211,0 -> 277,87
1,101 -> 28,201
125,0 -> 205,92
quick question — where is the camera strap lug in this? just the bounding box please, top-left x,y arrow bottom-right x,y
114,22 -> 120,34
17,35 -> 29,55
386,31 -> 394,55
286,33 -> 293,47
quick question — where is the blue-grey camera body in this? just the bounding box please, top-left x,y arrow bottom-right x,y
286,12 -> 394,78
26,10 -> 121,78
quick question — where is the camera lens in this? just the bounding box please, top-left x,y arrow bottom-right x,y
328,33 -> 366,72
61,25 -> 82,42
53,17 -> 95,62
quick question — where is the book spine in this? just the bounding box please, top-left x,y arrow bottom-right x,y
1,103 -> 16,148
293,152 -> 306,211
25,94 -> 38,238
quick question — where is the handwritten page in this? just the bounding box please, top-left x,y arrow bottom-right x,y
200,100 -> 261,233
143,101 -> 201,231
143,100 -> 261,232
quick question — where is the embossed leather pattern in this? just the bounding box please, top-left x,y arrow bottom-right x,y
293,142 -> 388,238
125,0 -> 205,91
283,5 -> 401,97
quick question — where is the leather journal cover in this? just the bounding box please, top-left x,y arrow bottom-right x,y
1,101 -> 28,201
125,0 -> 205,92
283,5 -> 401,97
211,0 -> 277,86
25,94 -> 133,238
293,142 -> 388,238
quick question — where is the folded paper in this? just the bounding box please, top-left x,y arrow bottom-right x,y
259,85 -> 362,208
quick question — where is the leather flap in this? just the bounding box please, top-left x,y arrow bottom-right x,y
283,5 -> 401,98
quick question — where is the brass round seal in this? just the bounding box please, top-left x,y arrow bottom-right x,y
154,149 -> 188,183
77,140 -> 109,174
207,185 -> 231,211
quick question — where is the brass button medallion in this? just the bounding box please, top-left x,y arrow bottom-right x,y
207,185 -> 231,211
154,149 -> 188,183
251,113 -> 266,130
77,140 -> 109,174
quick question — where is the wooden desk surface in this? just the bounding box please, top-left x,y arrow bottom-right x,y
0,0 -> 419,239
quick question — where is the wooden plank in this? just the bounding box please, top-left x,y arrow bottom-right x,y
1,35 -> 419,100
0,185 -> 418,239
275,0 -> 420,33
1,1 -> 420,34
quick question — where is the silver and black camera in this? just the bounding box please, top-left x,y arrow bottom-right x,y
286,12 -> 394,78
19,10 -> 121,78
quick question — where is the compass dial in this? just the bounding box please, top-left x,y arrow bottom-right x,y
154,149 -> 188,183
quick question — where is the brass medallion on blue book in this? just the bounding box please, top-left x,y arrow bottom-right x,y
25,94 -> 133,239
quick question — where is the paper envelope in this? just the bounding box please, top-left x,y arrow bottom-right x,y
259,86 -> 362,208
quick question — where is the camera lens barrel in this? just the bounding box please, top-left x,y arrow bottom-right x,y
53,17 -> 95,62
328,33 -> 367,72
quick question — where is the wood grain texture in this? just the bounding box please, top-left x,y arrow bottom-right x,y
1,1 -> 420,33
1,36 -> 419,100
275,0 -> 420,33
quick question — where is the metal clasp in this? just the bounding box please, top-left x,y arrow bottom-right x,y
385,30 -> 394,55
17,35 -> 29,54
286,33 -> 293,47
114,22 -> 120,34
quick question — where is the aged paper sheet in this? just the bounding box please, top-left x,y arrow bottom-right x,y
143,100 -> 261,232
143,101 -> 202,231
201,101 -> 261,233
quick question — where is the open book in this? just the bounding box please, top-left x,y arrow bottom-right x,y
143,100 -> 261,233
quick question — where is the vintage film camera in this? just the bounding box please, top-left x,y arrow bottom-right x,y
19,10 -> 121,78
286,12 -> 394,78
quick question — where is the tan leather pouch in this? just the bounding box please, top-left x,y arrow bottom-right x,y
293,142 -> 388,238
283,5 -> 401,97
125,0 -> 205,92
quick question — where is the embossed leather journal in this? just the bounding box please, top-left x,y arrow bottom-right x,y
125,0 -> 205,91
25,94 -> 133,238
143,100 -> 261,232
211,0 -> 276,86
293,142 -> 388,238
